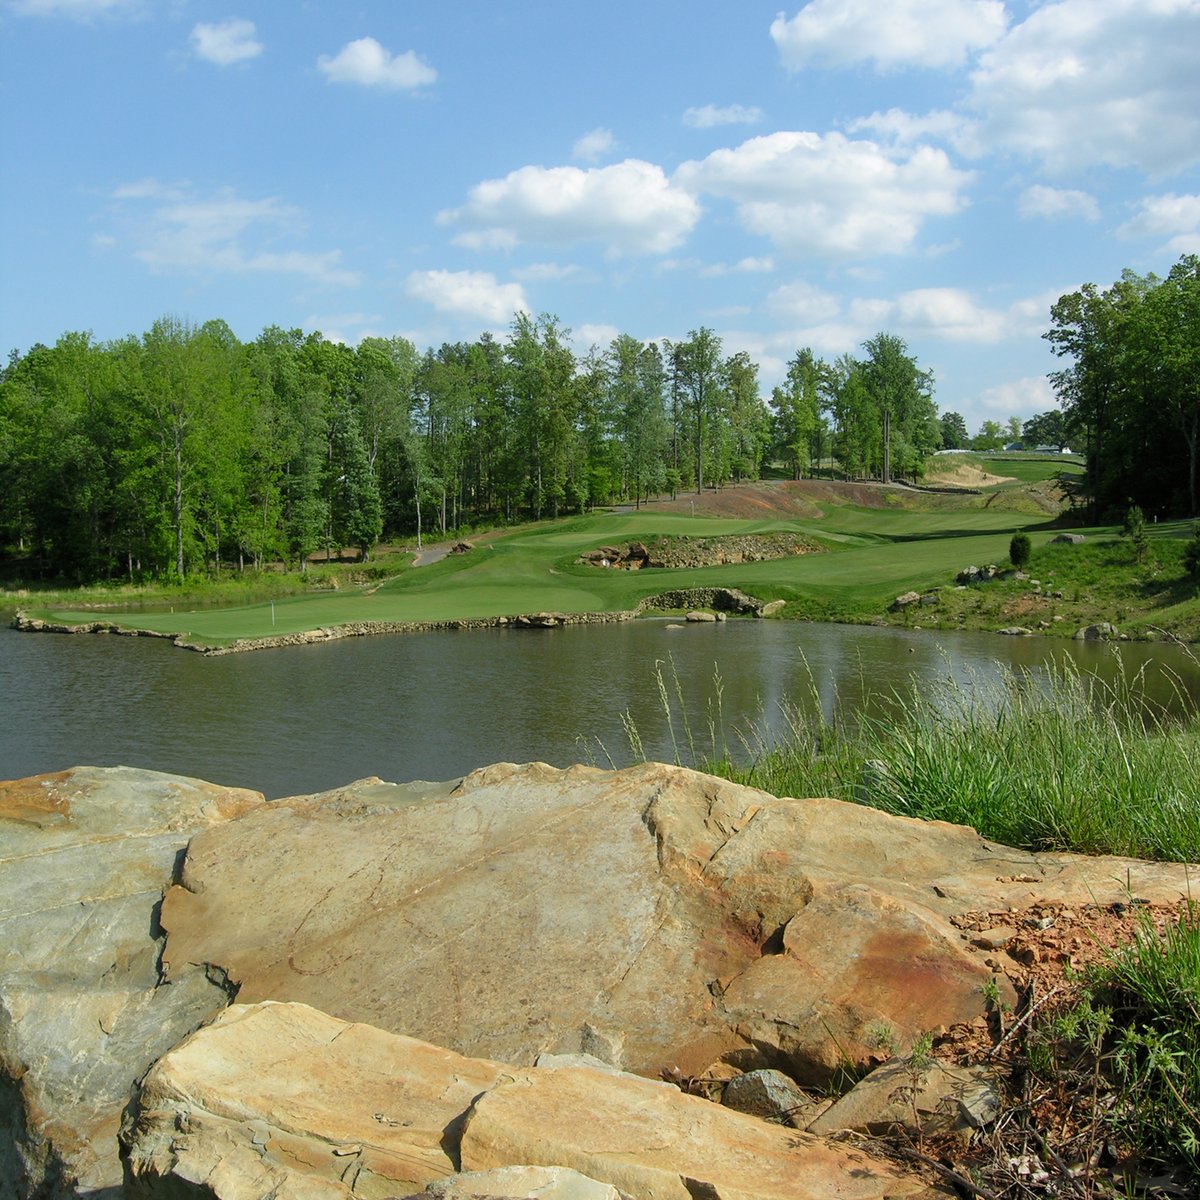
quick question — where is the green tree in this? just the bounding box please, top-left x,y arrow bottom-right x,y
859,333 -> 937,482
1009,531 -> 1031,568
939,411 -> 969,450
674,327 -> 723,492
770,348 -> 824,478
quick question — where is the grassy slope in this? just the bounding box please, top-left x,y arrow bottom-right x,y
22,455 -> 1199,645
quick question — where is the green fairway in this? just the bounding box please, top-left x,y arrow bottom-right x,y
31,488 -> 1075,644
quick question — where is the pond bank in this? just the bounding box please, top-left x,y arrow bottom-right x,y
11,586 -> 771,654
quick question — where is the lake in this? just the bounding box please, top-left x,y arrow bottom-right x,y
2,619 -> 1197,798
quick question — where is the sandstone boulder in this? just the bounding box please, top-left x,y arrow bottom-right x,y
157,762 -> 1196,1095
121,1001 -> 939,1200
0,767 -> 263,1200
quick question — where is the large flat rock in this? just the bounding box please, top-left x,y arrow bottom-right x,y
0,767 -> 263,1200
158,761 -> 1196,1085
121,1001 -> 939,1200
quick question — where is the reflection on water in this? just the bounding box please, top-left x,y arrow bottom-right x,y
1,620 -> 1196,799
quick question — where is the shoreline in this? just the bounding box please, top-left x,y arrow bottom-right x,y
10,586 -> 772,654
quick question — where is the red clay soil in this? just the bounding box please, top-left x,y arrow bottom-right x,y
635,478 -> 911,520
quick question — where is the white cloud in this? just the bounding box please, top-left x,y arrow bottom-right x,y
317,37 -> 436,90
405,269 -> 530,325
1018,185 -> 1100,222
1118,192 -> 1200,253
846,107 -> 972,148
683,104 -> 763,129
675,131 -> 972,259
771,0 -> 1008,72
573,128 -> 616,163
110,184 -> 361,287
966,0 -> 1200,175
573,323 -> 621,354
975,375 -> 1057,419
441,159 -> 702,257
191,19 -> 263,66
767,281 -> 841,323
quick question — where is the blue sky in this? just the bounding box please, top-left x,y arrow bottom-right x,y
3,0 -> 1199,434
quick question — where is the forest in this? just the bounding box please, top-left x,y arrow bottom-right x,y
0,253 -> 1195,583
0,315 -> 939,581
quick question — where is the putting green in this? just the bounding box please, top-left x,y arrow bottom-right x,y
34,498 -> 1061,645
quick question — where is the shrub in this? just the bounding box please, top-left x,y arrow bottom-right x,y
1009,531 -> 1031,568
1184,525 -> 1200,578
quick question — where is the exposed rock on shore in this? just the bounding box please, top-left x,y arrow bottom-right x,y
11,586 -> 774,655
0,768 -> 263,1199
3,761 -> 1196,1199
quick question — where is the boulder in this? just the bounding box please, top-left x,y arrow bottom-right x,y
458,1057 -> 937,1200
720,883 -> 1012,1085
758,599 -> 786,618
122,1001 -> 938,1200
1052,532 -> 1085,544
890,591 -> 921,611
157,762 -> 1196,1096
1074,622 -> 1119,641
685,610 -> 717,622
0,767 -> 263,1200
721,1068 -> 814,1126
122,1002 -> 508,1198
807,1057 -> 1001,1137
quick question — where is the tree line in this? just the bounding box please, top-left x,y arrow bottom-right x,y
1045,254 -> 1200,520
0,314 -> 942,581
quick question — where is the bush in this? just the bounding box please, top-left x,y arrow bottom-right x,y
1009,531 -> 1031,568
1184,525 -> 1200,578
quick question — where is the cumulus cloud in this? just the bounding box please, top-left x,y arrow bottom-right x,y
109,183 -> 361,287
846,107 -> 972,148
975,375 -> 1058,419
1018,185 -> 1100,222
405,269 -> 530,325
771,0 -> 1008,72
191,19 -> 263,66
683,104 -> 763,129
965,0 -> 1200,175
767,281 -> 842,323
1118,193 -> 1200,253
573,323 -> 621,354
317,37 -> 436,89
440,159 -> 701,257
675,131 -> 972,259
572,128 -> 616,163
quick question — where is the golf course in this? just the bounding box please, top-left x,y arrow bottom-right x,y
15,453 -> 1200,649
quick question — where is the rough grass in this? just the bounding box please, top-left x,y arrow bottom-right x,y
642,655 -> 1200,863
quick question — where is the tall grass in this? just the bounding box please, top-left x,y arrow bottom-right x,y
637,653 -> 1200,863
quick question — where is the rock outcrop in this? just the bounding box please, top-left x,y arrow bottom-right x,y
4,761 -> 1197,1200
121,1001 -> 936,1200
0,768 -> 263,1200
159,762 -> 1193,1084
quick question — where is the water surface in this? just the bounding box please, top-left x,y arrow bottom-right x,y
2,620 -> 1195,798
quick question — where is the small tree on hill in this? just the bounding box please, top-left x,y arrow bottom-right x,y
1122,503 -> 1147,563
1184,526 -> 1200,578
1009,531 -> 1031,569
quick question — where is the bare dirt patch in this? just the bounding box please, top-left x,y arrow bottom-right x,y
925,463 -> 1017,489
